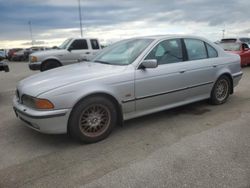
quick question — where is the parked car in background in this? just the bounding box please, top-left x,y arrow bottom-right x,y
13,35 -> 242,143
24,47 -> 51,61
0,61 -> 9,72
221,37 -> 250,46
0,51 -> 5,61
29,38 -> 101,71
11,47 -> 51,62
219,42 -> 250,66
11,49 -> 27,61
7,48 -> 23,60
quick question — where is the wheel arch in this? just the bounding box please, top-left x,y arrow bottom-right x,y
67,92 -> 123,134
41,58 -> 62,67
215,72 -> 234,94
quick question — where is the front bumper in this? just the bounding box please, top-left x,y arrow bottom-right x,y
232,72 -> 243,87
13,96 -> 71,134
29,62 -> 41,71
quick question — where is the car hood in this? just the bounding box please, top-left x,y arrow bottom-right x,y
31,49 -> 67,57
17,62 -> 128,97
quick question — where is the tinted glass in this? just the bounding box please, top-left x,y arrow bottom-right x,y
145,39 -> 183,65
91,39 -> 100,50
206,43 -> 218,58
184,39 -> 207,60
70,40 -> 88,50
239,38 -> 250,43
242,43 -> 249,49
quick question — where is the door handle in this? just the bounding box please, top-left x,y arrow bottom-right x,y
179,70 -> 186,73
85,52 -> 90,54
213,65 -> 217,68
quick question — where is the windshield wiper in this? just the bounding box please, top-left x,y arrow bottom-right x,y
94,60 -> 112,65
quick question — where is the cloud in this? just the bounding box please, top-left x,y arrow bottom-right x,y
0,0 -> 250,48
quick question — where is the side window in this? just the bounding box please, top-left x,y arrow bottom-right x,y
145,39 -> 183,65
242,43 -> 249,49
206,43 -> 218,58
184,39 -> 207,60
70,40 -> 88,50
91,39 -> 100,50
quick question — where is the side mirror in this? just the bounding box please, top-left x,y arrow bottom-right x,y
67,47 -> 73,52
139,59 -> 158,69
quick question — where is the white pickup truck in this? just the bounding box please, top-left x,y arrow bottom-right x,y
29,38 -> 101,71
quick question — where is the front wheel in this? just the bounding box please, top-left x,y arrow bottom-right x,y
210,75 -> 231,105
41,60 -> 61,71
68,96 -> 117,143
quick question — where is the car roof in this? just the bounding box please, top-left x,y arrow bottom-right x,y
130,35 -> 210,41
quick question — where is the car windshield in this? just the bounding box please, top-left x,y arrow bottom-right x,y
240,38 -> 250,44
219,43 -> 241,51
92,38 -> 153,65
58,38 -> 72,49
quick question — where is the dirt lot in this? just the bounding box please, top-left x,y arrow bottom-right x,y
0,62 -> 250,188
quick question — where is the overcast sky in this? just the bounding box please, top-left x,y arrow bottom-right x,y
0,0 -> 249,48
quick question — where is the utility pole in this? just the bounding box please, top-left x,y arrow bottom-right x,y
28,21 -> 34,46
222,29 -> 225,39
78,0 -> 83,37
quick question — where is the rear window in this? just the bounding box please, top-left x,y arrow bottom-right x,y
91,39 -> 100,50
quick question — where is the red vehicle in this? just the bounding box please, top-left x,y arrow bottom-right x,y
219,42 -> 250,66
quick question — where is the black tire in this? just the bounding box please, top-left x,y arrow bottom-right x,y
41,60 -> 61,71
68,96 -> 117,143
210,75 -> 231,105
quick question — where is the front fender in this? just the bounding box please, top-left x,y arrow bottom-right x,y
38,80 -> 134,111
41,56 -> 61,64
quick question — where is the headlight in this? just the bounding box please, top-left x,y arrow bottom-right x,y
30,56 -> 38,63
22,95 -> 54,110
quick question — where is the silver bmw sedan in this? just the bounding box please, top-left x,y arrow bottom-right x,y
13,35 -> 242,143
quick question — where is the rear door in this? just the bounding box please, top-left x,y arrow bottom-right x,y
88,39 -> 101,60
181,38 -> 218,100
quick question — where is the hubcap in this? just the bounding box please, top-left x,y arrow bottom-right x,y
79,104 -> 111,137
215,79 -> 229,101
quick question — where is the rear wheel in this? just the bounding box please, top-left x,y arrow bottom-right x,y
210,75 -> 231,105
68,96 -> 117,143
41,60 -> 61,71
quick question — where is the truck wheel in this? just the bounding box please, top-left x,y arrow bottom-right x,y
210,75 -> 231,105
41,60 -> 61,71
68,96 -> 117,143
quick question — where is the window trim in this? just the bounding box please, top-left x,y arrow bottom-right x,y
90,39 -> 100,50
70,39 -> 88,50
142,38 -> 185,66
184,38 -> 216,61
205,42 -> 218,58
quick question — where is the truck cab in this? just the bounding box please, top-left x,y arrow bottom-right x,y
29,38 -> 101,71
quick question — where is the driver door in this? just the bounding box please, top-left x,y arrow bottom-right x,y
135,38 -> 188,112
64,39 -> 89,65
